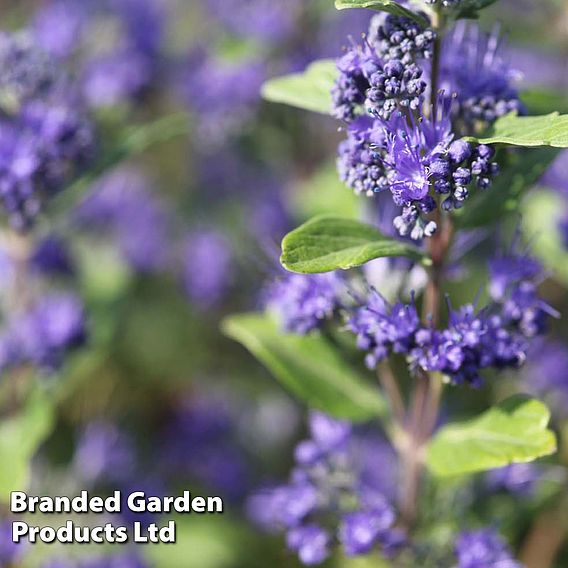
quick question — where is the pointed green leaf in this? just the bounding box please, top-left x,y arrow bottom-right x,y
261,59 -> 337,115
335,0 -> 428,26
281,215 -> 428,273
456,147 -> 561,228
0,389 -> 55,502
471,112 -> 568,148
222,313 -> 387,422
427,395 -> 557,478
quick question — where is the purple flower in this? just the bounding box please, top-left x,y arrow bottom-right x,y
266,272 -> 343,335
203,0 -> 300,44
455,528 -> 523,568
337,116 -> 390,196
309,411 -> 352,452
180,50 -> 265,147
73,421 -> 136,485
0,293 -> 87,373
0,520 -> 26,565
486,463 -> 540,496
160,393 -> 252,501
31,235 -> 75,278
75,168 -> 170,273
368,13 -> 435,65
33,0 -> 86,59
339,507 -> 394,556
349,289 -> 419,369
488,249 -> 543,302
332,13 -> 433,123
287,524 -> 331,565
0,34 -> 95,230
82,50 -> 153,108
248,413 -> 401,563
0,32 -> 61,107
441,23 -> 525,125
181,229 -> 233,309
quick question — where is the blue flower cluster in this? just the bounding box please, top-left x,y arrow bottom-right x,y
332,13 -> 433,122
248,412 -> 404,565
266,272 -> 344,335
337,103 -> 499,239
454,528 -> 523,568
350,246 -> 556,385
0,33 -> 94,230
441,24 -> 525,126
332,16 -> 519,240
0,293 -> 86,374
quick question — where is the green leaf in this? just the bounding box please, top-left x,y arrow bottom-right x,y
261,59 -> 337,115
471,112 -> 568,148
456,147 -> 561,229
281,215 -> 428,273
0,389 -> 55,501
427,395 -> 557,478
335,0 -> 428,26
522,189 -> 568,286
222,313 -> 387,421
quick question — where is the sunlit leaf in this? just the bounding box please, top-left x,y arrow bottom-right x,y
281,215 -> 428,273
427,395 -> 557,478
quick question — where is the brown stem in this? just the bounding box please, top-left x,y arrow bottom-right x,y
519,506 -> 568,568
377,360 -> 406,427
397,6 -> 454,531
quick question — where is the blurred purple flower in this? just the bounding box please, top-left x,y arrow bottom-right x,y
485,463 -> 540,496
82,50 -> 154,108
180,49 -> 265,147
160,393 -> 252,501
248,413 -> 402,563
182,229 -> 233,309
441,23 -> 524,126
0,292 -> 86,373
203,0 -> 300,44
33,0 -> 87,59
73,421 -> 136,485
31,235 -> 75,278
75,168 -> 170,273
455,528 -> 522,568
287,524 -> 331,565
0,520 -> 26,565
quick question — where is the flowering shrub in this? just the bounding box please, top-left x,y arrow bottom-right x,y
0,1 -> 568,568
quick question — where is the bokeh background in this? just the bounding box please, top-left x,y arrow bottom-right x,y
0,0 -> 567,567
